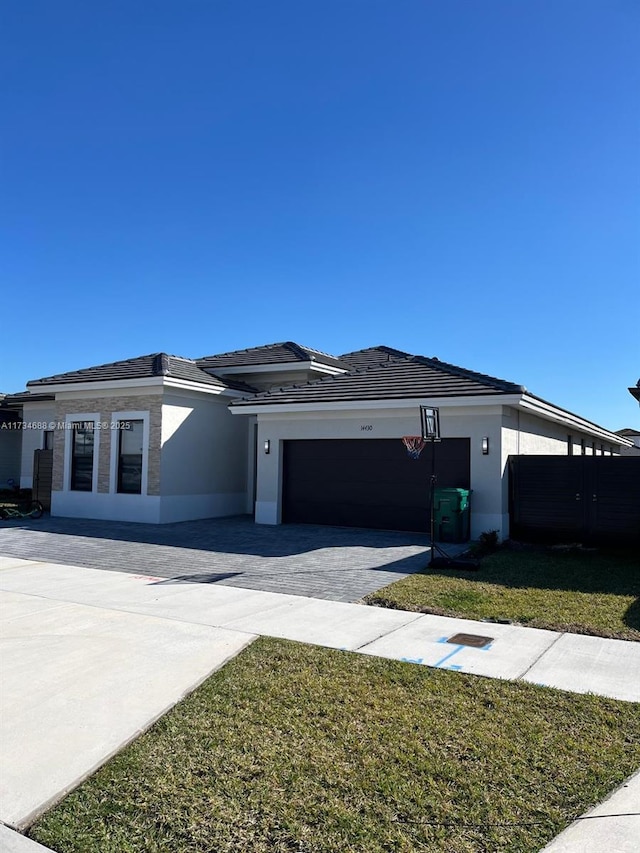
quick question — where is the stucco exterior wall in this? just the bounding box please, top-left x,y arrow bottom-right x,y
159,391 -> 248,521
19,402 -> 56,488
252,404 -> 506,539
502,408 -> 618,459
49,385 -> 249,524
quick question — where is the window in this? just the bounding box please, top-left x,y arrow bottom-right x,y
117,420 -> 144,494
109,410 -> 149,496
70,423 -> 95,491
43,430 -> 54,450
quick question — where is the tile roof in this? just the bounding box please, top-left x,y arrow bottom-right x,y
338,346 -> 413,368
231,354 -> 525,407
1,391 -> 55,405
27,354 -> 255,393
196,341 -> 349,371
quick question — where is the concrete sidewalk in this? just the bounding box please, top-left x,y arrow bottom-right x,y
2,556 -> 638,701
1,556 -> 639,850
540,770 -> 640,853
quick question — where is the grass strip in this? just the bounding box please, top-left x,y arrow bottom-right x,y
30,637 -> 640,853
366,547 -> 640,641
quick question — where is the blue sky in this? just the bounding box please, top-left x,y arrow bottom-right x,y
2,1 -> 639,429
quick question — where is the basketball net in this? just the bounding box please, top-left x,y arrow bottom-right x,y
402,436 -> 426,460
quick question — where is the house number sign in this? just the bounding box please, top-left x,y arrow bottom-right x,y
360,424 -> 373,431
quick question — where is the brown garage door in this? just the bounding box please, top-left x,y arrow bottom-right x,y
282,438 -> 470,532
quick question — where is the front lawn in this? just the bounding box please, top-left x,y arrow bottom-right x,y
365,546 -> 640,641
29,637 -> 640,853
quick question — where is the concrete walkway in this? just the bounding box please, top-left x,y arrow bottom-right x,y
2,556 -> 639,850
0,558 -> 257,830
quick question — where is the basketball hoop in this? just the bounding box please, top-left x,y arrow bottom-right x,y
402,436 -> 426,460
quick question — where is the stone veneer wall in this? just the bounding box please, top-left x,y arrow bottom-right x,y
52,394 -> 163,495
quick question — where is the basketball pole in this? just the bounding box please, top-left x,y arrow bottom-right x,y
427,436 -> 453,567
429,435 -> 437,567
405,408 -> 475,569
420,405 -> 460,568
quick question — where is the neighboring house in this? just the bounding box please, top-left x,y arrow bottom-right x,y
0,394 -> 23,488
0,392 -> 57,490
629,379 -> 640,404
615,428 -> 640,457
5,342 -> 632,539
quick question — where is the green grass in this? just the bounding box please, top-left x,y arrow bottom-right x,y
29,638 -> 640,853
365,547 -> 640,641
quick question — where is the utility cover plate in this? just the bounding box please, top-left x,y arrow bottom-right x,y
447,633 -> 493,648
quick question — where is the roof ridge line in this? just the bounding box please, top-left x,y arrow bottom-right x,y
283,341 -> 313,362
411,354 -> 524,392
153,354 -> 171,376
338,345 -> 414,363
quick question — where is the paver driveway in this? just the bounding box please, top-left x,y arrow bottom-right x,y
0,515 -> 442,601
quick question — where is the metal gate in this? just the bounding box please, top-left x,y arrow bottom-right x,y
508,455 -> 640,545
33,449 -> 53,510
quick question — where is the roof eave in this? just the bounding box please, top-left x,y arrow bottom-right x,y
26,376 -> 230,396
0,392 -> 56,406
202,361 -> 347,377
517,394 -> 632,445
230,393 -> 520,415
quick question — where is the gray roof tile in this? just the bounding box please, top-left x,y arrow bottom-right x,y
197,341 -> 349,371
231,354 -> 525,407
27,354 -> 255,393
338,346 -> 413,368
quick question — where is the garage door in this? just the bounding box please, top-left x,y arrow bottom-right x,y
282,438 -> 470,532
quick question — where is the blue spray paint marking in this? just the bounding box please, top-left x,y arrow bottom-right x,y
433,645 -> 465,669
398,638 -> 494,671
433,636 -> 494,670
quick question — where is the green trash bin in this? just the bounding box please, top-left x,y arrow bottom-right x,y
433,487 -> 471,543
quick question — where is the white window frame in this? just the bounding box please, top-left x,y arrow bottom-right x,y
109,411 -> 150,496
63,413 -> 101,493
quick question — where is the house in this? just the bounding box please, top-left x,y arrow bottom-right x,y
0,394 -> 23,488
615,428 -> 640,457
4,342 -> 632,539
